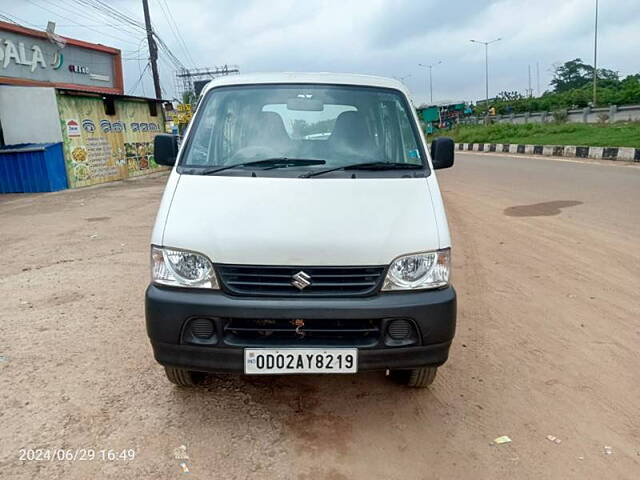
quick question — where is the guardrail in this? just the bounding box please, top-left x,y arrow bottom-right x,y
461,105 -> 640,125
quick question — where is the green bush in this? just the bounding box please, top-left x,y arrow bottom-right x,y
476,75 -> 640,115
446,122 -> 640,148
552,110 -> 568,123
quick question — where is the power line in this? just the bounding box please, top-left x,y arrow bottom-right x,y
46,23 -> 138,27
0,12 -> 17,24
140,60 -> 147,97
95,0 -> 144,24
156,37 -> 185,70
69,0 -> 186,97
124,39 -> 149,62
24,0 -> 143,45
73,0 -> 146,32
99,0 -> 146,24
0,9 -> 42,28
51,0 -> 142,35
155,0 -> 196,68
161,0 -> 196,67
129,62 -> 150,95
76,0 -> 187,75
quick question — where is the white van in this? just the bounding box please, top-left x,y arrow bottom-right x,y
146,73 -> 456,388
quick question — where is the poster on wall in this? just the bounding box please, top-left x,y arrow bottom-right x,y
66,119 -> 81,137
57,95 -> 165,188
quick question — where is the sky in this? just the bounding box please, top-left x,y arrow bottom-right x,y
1,0 -> 639,105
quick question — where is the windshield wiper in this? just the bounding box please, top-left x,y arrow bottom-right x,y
201,158 -> 326,175
299,161 -> 423,178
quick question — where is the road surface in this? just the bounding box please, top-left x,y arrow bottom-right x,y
1,153 -> 639,479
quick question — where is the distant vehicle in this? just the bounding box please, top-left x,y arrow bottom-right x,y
146,73 -> 456,388
304,132 -> 331,140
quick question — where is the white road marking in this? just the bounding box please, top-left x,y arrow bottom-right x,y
457,150 -> 639,168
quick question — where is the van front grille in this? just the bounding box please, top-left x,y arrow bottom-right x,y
216,265 -> 386,297
223,318 -> 381,347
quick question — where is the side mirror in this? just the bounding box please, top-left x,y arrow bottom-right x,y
430,137 -> 455,169
154,134 -> 179,166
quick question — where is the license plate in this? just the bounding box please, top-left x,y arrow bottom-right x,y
244,348 -> 358,375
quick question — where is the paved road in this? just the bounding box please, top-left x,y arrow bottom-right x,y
0,154 -> 638,479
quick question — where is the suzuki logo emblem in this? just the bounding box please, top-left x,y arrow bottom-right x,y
291,271 -> 312,290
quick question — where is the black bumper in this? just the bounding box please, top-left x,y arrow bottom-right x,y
145,284 -> 456,373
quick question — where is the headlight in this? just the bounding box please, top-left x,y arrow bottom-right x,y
151,246 -> 219,289
382,249 -> 450,291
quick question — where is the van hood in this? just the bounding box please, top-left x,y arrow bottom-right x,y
162,175 -> 441,266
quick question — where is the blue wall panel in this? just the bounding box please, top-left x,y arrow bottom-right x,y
0,143 -> 68,193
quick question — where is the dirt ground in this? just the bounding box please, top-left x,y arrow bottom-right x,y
1,154 -> 639,479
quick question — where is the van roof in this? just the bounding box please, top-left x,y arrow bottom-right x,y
200,72 -> 413,101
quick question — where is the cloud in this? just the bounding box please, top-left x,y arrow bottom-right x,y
3,0 -> 639,104
366,0 -> 490,49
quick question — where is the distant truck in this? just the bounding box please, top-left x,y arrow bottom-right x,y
418,100 -> 468,133
146,73 -> 456,388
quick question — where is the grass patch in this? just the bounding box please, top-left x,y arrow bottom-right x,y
436,122 -> 640,148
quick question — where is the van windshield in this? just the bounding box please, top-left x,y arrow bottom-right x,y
179,84 -> 427,177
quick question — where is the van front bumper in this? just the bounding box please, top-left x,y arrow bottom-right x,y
145,284 -> 456,373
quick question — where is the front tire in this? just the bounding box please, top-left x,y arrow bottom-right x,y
164,367 -> 207,386
390,366 -> 437,388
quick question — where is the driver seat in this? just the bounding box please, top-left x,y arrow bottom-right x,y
329,111 -> 374,156
247,111 -> 291,152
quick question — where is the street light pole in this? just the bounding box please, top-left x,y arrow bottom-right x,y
418,61 -> 442,105
429,66 -> 433,103
593,0 -> 599,106
470,38 -> 501,115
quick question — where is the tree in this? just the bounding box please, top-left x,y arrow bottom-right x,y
550,58 -> 592,92
497,91 -> 523,102
551,59 -> 621,94
596,67 -> 620,89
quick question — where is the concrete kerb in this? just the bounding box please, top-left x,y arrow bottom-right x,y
456,143 -> 640,162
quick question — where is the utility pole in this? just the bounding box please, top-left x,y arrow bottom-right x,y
142,0 -> 162,99
592,0 -> 599,106
418,61 -> 442,105
528,64 -> 532,97
470,38 -> 501,116
536,61 -> 540,96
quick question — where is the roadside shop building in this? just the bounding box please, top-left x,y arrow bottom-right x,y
0,21 -> 166,193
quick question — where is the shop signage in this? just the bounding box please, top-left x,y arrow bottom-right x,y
0,25 -> 117,90
68,64 -> 89,74
73,118 -> 162,135
0,39 -> 46,72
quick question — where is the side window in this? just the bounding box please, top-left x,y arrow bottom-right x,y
396,101 -> 421,163
368,98 -> 420,164
219,100 -> 243,161
379,102 -> 394,162
379,101 -> 404,162
188,102 -> 218,165
187,98 -> 249,166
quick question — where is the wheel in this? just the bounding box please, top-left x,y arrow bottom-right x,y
390,366 -> 438,388
163,367 -> 207,386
